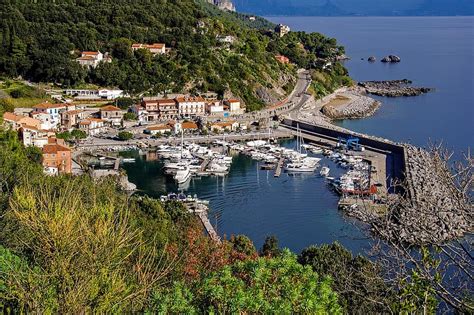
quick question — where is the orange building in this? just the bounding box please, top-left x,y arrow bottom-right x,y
42,138 -> 72,175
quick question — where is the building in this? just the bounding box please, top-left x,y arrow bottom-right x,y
170,121 -> 199,134
275,55 -> 290,64
145,124 -> 172,135
42,138 -> 72,175
19,124 -> 52,147
275,24 -> 290,37
76,51 -> 112,68
30,111 -> 55,130
64,89 -> 124,100
141,98 -> 179,121
175,96 -> 206,117
131,43 -> 166,55
130,105 -> 148,123
61,110 -> 86,130
2,112 -> 41,130
32,103 -> 66,128
224,99 -> 242,112
206,100 -> 224,115
209,121 -> 239,132
99,105 -> 123,126
78,118 -> 106,136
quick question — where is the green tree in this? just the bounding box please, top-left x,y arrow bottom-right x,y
117,131 -> 133,141
115,97 -> 135,110
71,129 -> 87,139
123,112 -> 137,121
299,242 -> 395,313
152,250 -> 342,314
260,235 -> 281,257
230,235 -> 256,257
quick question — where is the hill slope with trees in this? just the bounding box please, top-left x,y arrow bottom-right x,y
0,0 -> 348,110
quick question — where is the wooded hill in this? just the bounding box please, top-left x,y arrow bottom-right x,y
0,0 -> 348,110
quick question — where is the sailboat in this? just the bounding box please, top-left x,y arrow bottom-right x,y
285,124 -> 319,173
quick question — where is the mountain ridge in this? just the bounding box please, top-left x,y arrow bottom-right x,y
231,0 -> 474,16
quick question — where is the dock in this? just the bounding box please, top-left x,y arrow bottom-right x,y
274,157 -> 284,177
185,202 -> 221,243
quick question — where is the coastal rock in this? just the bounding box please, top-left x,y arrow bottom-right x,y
368,56 -> 376,62
381,55 -> 401,63
358,80 -> 433,97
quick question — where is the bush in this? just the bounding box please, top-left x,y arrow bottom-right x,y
117,131 -> 133,141
123,112 -> 137,121
71,129 -> 87,139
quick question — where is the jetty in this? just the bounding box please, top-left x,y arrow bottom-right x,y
274,157 -> 284,177
184,201 -> 221,243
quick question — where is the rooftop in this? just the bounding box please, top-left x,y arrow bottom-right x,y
34,103 -> 66,110
100,105 -> 121,111
43,143 -> 71,154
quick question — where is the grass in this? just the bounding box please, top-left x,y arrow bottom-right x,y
0,80 -> 51,108
323,95 -> 351,108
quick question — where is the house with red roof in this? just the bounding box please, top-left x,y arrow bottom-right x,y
76,51 -> 112,68
131,43 -> 166,55
42,138 -> 72,175
100,105 -> 123,126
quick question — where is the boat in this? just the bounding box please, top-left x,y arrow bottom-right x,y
320,166 -> 330,177
174,166 -> 191,184
122,158 -> 136,163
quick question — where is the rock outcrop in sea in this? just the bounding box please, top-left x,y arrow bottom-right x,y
359,79 -> 433,97
381,55 -> 401,63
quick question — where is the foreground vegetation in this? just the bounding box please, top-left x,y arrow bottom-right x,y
0,0 -> 348,110
1,128 -> 470,313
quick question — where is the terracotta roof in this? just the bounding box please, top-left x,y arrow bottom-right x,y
77,56 -> 96,61
79,120 -> 91,125
2,112 -> 22,122
34,103 -> 66,110
82,51 -> 100,55
88,118 -> 104,122
132,43 -> 165,49
182,121 -> 198,129
100,105 -> 121,111
20,124 -> 41,131
156,99 -> 176,105
42,143 -> 71,154
227,99 -> 240,103
64,109 -> 83,115
212,121 -> 236,128
175,96 -> 205,103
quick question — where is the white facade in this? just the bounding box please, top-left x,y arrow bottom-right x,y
176,97 -> 206,117
21,126 -> 50,147
31,112 -> 55,130
33,104 -> 66,129
78,118 -> 106,136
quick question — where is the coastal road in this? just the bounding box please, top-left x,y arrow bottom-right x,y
205,69 -> 312,123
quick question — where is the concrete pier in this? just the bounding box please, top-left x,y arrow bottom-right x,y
185,202 -> 221,243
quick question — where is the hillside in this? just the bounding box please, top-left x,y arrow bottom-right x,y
232,0 -> 474,16
0,0 -> 349,111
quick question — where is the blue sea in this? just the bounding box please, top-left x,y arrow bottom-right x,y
124,17 -> 473,253
267,16 -> 474,153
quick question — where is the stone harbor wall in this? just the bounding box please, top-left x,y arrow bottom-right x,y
376,145 -> 472,245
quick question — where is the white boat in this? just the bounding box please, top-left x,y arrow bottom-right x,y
174,166 -> 191,184
207,162 -> 228,175
246,140 -> 266,147
122,158 -> 136,163
320,166 -> 330,177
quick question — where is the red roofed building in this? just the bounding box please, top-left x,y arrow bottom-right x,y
76,51 -> 112,68
42,138 -> 72,175
132,43 -> 166,55
100,105 -> 123,126
141,98 -> 178,121
175,96 -> 206,117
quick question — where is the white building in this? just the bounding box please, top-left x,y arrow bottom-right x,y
276,24 -> 290,37
30,111 -> 55,130
32,103 -> 67,129
175,96 -> 206,117
131,43 -> 166,55
78,118 -> 106,136
76,51 -> 112,68
225,99 -> 242,112
64,89 -> 124,100
19,125 -> 52,148
145,124 -> 172,135
131,105 -> 149,124
206,100 -> 224,115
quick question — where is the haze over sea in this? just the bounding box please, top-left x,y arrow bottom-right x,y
268,16 -> 474,153
124,17 -> 473,253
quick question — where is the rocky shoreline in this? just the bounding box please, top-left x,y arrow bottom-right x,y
321,89 -> 381,120
359,79 -> 433,97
